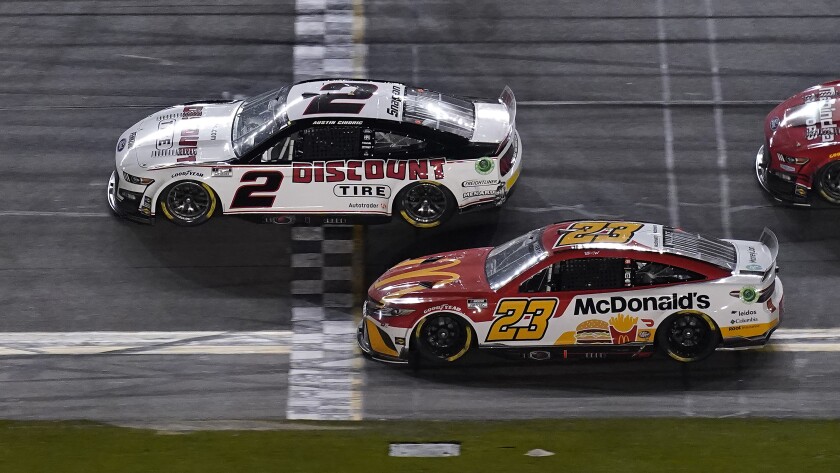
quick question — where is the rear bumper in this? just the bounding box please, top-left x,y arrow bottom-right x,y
108,170 -> 154,224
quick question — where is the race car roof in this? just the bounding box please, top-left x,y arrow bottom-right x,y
284,79 -> 478,139
544,221 -> 738,270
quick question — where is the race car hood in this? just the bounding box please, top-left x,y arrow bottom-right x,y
765,81 -> 840,154
116,101 -> 240,170
369,248 -> 492,303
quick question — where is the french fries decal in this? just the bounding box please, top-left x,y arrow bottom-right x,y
608,313 -> 639,345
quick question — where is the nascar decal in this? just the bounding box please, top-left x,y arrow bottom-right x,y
374,257 -> 461,301
291,158 -> 445,183
485,298 -> 559,342
573,292 -> 710,315
555,221 -> 643,247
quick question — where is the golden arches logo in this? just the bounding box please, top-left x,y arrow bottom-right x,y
375,258 -> 462,300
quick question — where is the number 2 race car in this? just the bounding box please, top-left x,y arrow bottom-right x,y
359,220 -> 783,365
107,79 -> 521,227
757,80 -> 840,205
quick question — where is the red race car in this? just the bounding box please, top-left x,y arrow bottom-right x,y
359,221 -> 782,365
757,80 -> 840,205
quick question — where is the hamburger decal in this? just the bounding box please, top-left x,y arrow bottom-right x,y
555,314 -> 644,345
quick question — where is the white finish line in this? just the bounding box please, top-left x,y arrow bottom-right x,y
0,331 -> 292,356
0,329 -> 839,356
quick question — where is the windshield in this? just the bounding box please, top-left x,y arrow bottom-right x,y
232,86 -> 291,156
485,227 -> 549,290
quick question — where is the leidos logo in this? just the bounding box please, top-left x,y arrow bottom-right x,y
573,293 -> 711,315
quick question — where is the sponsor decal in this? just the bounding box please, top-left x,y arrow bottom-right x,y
638,330 -> 651,339
292,158 -> 445,183
573,293 -> 711,316
731,316 -> 759,325
739,286 -> 758,303
171,170 -> 204,179
747,246 -> 757,263
805,97 -> 836,142
423,303 -> 463,315
312,120 -> 364,125
117,138 -> 127,152
181,105 -> 203,119
376,257 -> 461,301
467,298 -> 488,310
348,203 -> 379,209
462,179 -> 499,188
127,132 -> 136,150
386,84 -> 402,117
212,167 -> 232,177
210,124 -> 218,141
475,157 -> 494,175
780,163 -> 796,172
641,318 -> 655,327
323,217 -> 348,224
769,116 -> 780,130
830,152 -> 840,159
728,323 -> 761,332
795,184 -> 808,197
608,313 -> 639,345
395,337 -> 406,346
746,264 -> 763,271
333,184 -> 390,198
463,189 -> 496,199
156,119 -> 175,150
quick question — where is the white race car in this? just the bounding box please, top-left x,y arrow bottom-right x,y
108,79 -> 521,227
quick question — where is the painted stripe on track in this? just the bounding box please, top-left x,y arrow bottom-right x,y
0,329 -> 839,355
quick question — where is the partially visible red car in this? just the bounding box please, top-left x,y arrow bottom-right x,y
358,220 -> 782,366
757,80 -> 840,205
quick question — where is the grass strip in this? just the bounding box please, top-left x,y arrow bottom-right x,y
0,418 -> 837,473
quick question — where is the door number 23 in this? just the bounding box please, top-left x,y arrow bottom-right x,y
485,298 -> 559,342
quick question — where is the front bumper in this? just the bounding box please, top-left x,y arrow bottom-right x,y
108,170 -> 154,224
357,317 -> 409,364
755,145 -> 811,206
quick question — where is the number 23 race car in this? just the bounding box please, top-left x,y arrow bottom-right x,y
359,220 -> 782,365
108,79 -> 521,228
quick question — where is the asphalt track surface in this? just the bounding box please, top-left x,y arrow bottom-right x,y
2,0 -> 840,421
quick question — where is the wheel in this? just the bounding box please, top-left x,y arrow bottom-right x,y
657,311 -> 719,363
159,181 -> 218,226
817,161 -> 840,204
397,181 -> 455,228
413,313 -> 473,363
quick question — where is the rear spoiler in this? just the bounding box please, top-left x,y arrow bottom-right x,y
499,86 -> 516,127
760,227 -> 779,261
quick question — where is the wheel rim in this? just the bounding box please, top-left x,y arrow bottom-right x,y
165,182 -> 211,222
419,315 -> 466,359
402,183 -> 447,224
666,314 -> 712,360
820,163 -> 840,202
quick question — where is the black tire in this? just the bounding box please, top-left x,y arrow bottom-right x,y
159,181 -> 218,226
413,313 -> 474,364
657,311 -> 720,363
397,181 -> 455,228
817,161 -> 840,204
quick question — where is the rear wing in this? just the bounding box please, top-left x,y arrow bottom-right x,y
499,86 -> 516,127
760,227 -> 779,261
